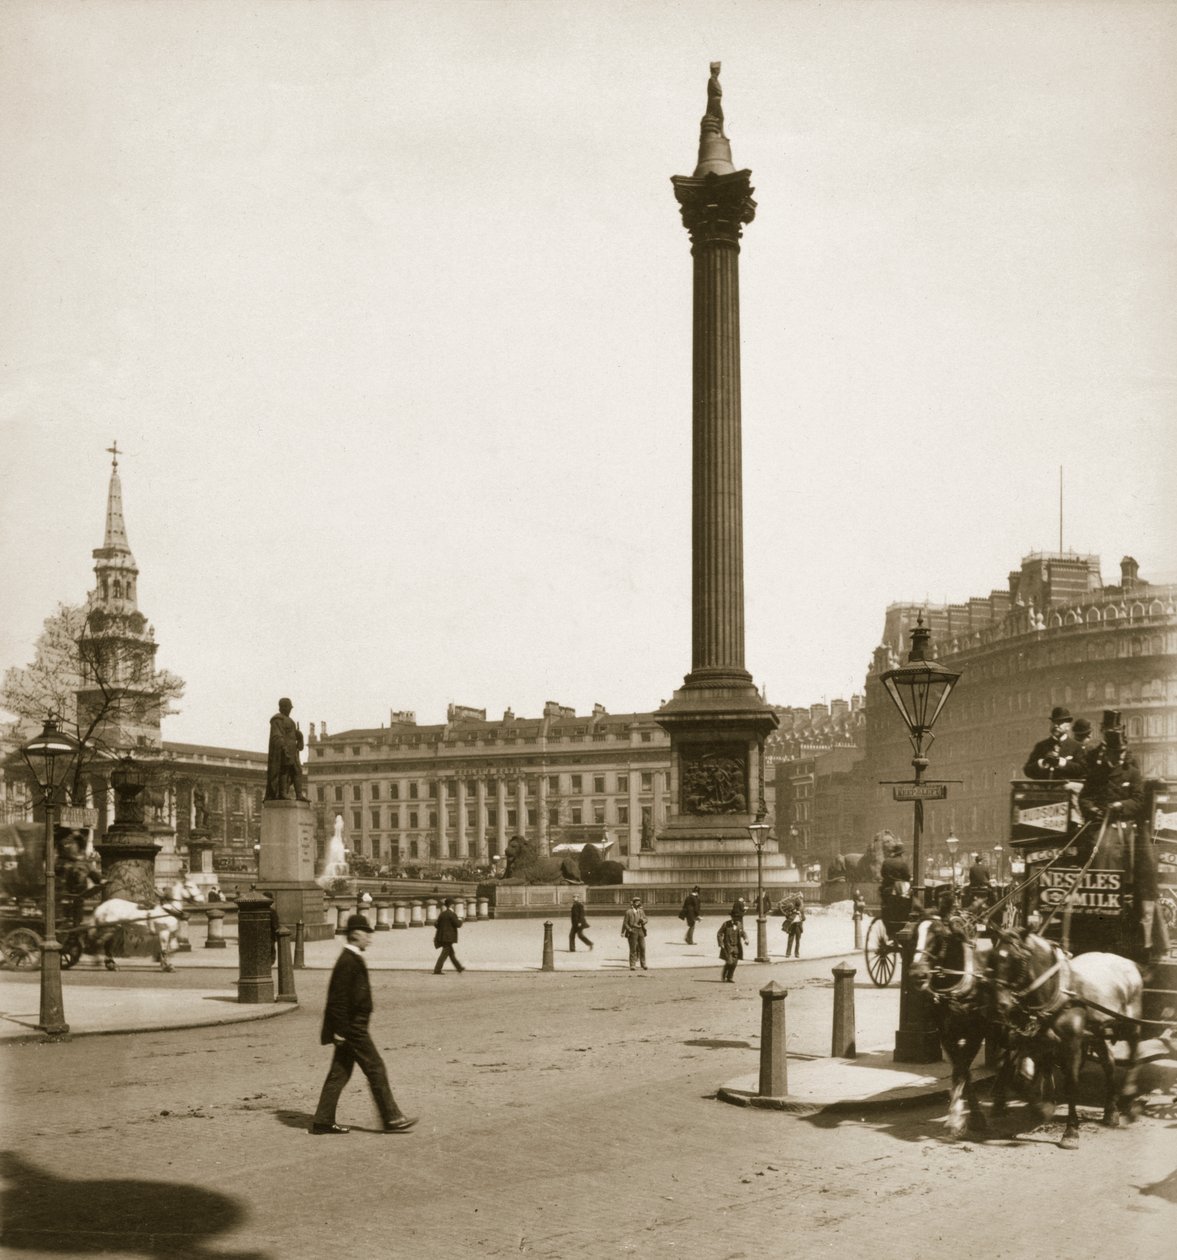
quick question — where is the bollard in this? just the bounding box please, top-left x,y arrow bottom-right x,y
542,920 -> 555,971
410,899 -> 424,927
176,913 -> 192,952
454,899 -> 466,923
293,919 -> 306,969
275,926 -> 297,1003
466,897 -> 478,921
424,898 -> 439,925
205,907 -> 227,949
758,981 -> 789,1097
393,900 -> 410,929
831,963 -> 857,1058
235,890 -> 276,1004
477,896 -> 489,920
335,904 -> 350,934
375,899 -> 392,931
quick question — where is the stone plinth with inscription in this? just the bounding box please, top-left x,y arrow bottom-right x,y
259,800 -> 332,940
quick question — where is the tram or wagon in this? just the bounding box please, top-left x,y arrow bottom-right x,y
0,822 -> 90,970
1007,777 -> 1177,1030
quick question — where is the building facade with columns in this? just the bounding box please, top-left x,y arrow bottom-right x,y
305,703 -> 675,872
858,551 -> 1177,877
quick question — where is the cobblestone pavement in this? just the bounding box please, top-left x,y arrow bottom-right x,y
3,960 -> 1174,1259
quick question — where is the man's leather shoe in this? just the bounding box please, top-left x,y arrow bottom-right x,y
309,1123 -> 350,1135
383,1115 -> 418,1133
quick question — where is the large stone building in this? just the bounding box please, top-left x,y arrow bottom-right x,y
305,703 -> 674,872
858,551 -> 1177,877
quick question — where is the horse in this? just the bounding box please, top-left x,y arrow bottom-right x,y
989,928 -> 1143,1149
82,879 -> 205,973
910,912 -> 1005,1137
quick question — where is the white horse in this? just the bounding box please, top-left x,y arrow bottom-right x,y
85,878 -> 205,973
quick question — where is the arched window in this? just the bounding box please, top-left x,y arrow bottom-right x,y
1086,607 -> 1100,624
112,579 -> 122,599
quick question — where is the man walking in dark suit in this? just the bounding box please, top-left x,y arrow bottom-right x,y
569,894 -> 593,951
433,898 -> 465,973
312,914 -> 416,1135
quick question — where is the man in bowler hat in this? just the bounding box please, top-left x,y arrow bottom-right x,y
1023,706 -> 1083,780
311,913 -> 416,1134
433,897 -> 465,973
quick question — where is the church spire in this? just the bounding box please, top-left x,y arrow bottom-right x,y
102,440 -> 132,554
92,441 -> 139,614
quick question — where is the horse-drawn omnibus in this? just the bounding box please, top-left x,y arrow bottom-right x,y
1006,776 -> 1177,1029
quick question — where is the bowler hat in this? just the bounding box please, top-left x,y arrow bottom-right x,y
346,913 -> 373,934
1050,706 -> 1072,723
1101,709 -> 1122,731
1072,717 -> 1092,737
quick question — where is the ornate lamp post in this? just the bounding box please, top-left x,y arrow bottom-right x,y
747,815 -> 771,963
20,716 -> 81,1038
945,830 -> 959,889
879,615 -> 961,1062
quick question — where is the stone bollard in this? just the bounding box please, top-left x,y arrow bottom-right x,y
175,913 -> 192,952
542,921 -> 555,972
410,899 -> 424,927
466,897 -> 478,920
831,963 -> 857,1059
205,907 -> 227,949
454,899 -> 466,923
425,898 -> 439,925
235,890 -> 275,1004
275,926 -> 297,1003
375,899 -> 392,931
758,981 -> 789,1097
335,904 -> 350,935
853,909 -> 863,951
393,901 -> 410,929
477,896 -> 489,920
293,920 -> 306,969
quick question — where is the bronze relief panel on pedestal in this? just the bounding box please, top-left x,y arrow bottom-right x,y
679,744 -> 748,815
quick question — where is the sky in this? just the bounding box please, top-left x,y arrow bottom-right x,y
2,0 -> 1174,750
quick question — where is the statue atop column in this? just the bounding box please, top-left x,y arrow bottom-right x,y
265,697 -> 307,802
694,60 -> 737,178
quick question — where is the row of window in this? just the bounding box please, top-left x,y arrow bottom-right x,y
349,800 -> 641,832
321,731 -> 660,758
319,771 -> 658,806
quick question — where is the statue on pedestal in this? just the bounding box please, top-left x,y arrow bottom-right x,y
265,697 -> 307,801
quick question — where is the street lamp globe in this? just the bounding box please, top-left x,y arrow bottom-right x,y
20,716 -> 80,799
945,830 -> 959,886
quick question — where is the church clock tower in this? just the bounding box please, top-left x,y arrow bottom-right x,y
76,442 -> 164,751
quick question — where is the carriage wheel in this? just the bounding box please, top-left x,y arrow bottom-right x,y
2,928 -> 43,970
864,917 -> 897,987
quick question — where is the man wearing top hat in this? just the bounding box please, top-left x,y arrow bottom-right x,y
1079,710 -> 1145,827
1023,706 -> 1085,780
311,913 -> 417,1135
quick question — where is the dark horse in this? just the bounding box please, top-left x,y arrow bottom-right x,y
990,928 -> 1143,1149
910,913 -> 1003,1137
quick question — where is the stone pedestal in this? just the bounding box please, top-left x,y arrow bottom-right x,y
258,800 -> 332,941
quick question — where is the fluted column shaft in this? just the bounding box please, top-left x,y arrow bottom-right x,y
672,168 -> 757,687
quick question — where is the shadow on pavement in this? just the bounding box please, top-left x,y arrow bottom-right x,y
0,1151 -> 268,1258
272,1109 -> 315,1131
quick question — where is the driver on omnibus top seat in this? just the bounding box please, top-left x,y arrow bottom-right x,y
1023,706 -> 1088,781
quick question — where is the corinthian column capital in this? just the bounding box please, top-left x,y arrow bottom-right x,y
671,170 -> 756,248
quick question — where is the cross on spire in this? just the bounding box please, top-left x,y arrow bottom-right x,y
106,440 -> 122,469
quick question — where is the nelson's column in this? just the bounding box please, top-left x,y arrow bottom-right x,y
628,65 -> 784,887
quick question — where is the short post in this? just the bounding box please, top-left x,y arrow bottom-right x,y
466,896 -> 478,920
393,900 -> 410,929
454,899 -> 467,923
409,899 -> 424,927
204,907 -> 227,949
234,890 -> 275,1004
425,897 -> 439,925
293,919 -> 306,969
853,906 -> 863,950
758,981 -> 789,1097
477,896 -> 489,920
275,926 -> 296,1003
542,920 -> 555,972
335,904 -> 350,935
175,913 -> 192,952
375,899 -> 392,931
831,963 -> 857,1059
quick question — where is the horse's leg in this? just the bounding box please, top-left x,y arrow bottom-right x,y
1088,1033 -> 1117,1127
989,1027 -> 1015,1118
158,924 -> 174,972
961,1023 -> 989,1133
1117,1024 -> 1141,1122
101,926 -> 118,971
1058,1014 -> 1085,1149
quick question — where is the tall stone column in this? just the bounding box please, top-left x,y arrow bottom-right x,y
538,774 -> 549,847
475,779 -> 487,861
437,780 -> 448,861
496,779 -> 508,853
648,63 -> 779,868
516,779 -> 527,837
455,779 -> 468,860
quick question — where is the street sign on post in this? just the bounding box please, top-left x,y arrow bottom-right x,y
58,806 -> 98,828
892,783 -> 949,802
